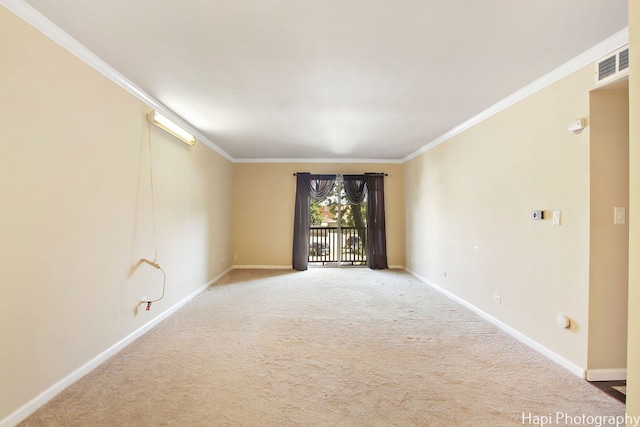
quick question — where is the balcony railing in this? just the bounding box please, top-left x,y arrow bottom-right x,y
309,226 -> 366,265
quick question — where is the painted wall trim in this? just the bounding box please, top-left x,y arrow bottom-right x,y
0,0 -> 629,166
0,0 -> 234,163
402,28 -> 630,163
406,268 -> 587,379
234,158 -> 404,164
0,267 -> 232,427
230,265 -> 404,270
586,369 -> 627,381
233,265 -> 293,270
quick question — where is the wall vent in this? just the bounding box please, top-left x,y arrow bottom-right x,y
619,48 -> 629,71
595,45 -> 629,86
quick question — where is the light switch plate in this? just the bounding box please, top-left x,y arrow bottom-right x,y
614,207 -> 626,225
552,211 -> 561,226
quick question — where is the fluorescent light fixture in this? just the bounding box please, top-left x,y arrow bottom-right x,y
148,111 -> 196,146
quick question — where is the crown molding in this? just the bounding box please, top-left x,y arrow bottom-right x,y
233,157 -> 404,164
3,0 -> 628,165
402,27 -> 630,163
1,0 -> 235,162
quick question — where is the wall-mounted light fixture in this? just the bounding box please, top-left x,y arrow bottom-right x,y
147,110 -> 196,146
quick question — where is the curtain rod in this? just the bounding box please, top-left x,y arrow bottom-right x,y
292,172 -> 388,176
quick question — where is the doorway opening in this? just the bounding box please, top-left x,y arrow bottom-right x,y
585,77 -> 629,381
309,177 -> 367,266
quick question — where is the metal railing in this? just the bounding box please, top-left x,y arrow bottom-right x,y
309,226 -> 366,265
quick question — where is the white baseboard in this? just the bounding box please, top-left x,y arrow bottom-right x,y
0,267 -> 231,427
406,268 -> 587,379
586,369 -> 627,381
233,265 -> 293,270
229,264 -> 406,270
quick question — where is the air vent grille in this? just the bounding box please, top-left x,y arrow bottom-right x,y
598,55 -> 617,81
619,48 -> 629,71
595,45 -> 629,86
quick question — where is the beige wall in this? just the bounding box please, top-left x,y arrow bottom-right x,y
233,163 -> 405,268
2,0 -> 636,421
588,88 -> 629,372
405,64 -> 594,369
0,7 -> 233,422
627,0 -> 640,416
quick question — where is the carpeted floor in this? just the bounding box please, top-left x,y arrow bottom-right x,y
20,269 -> 624,426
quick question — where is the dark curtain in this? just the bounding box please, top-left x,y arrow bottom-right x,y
343,175 -> 368,256
342,175 -> 367,204
292,173 -> 336,271
365,173 -> 388,269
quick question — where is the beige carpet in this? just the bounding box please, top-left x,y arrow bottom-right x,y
20,269 -> 624,426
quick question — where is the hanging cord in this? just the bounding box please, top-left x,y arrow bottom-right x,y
140,258 -> 166,310
140,121 -> 166,311
148,123 -> 159,264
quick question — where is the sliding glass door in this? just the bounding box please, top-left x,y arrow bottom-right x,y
309,178 -> 367,266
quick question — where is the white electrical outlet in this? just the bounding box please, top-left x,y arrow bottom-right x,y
493,295 -> 502,304
233,255 -> 238,261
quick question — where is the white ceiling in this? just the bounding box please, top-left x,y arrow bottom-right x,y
20,0 -> 628,161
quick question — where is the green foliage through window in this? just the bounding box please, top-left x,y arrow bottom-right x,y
310,199 -> 323,226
